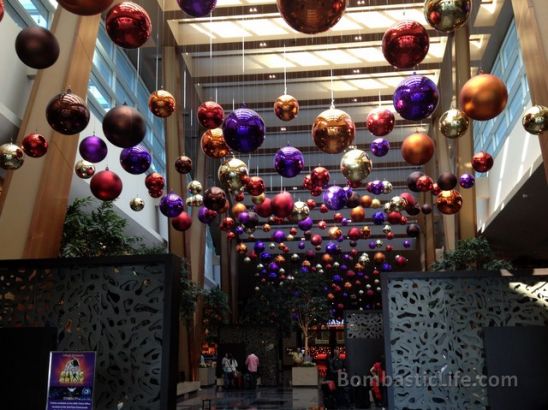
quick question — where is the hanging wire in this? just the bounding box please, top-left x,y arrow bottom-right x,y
330,69 -> 335,108
283,43 -> 288,95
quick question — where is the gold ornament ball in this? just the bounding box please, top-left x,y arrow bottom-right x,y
74,159 -> 95,179
371,199 -> 382,209
312,107 -> 355,154
274,94 -> 300,122
187,180 -> 203,195
424,0 -> 471,33
186,194 -> 203,207
201,128 -> 230,159
436,190 -> 463,215
130,197 -> 145,211
252,193 -> 266,205
262,223 -> 271,232
218,158 -> 249,193
290,201 -> 310,222
439,108 -> 469,139
236,243 -> 248,255
522,105 -> 548,135
148,89 -> 176,118
328,226 -> 342,240
340,147 -> 373,183
459,74 -> 508,121
232,202 -> 247,218
0,143 -> 24,170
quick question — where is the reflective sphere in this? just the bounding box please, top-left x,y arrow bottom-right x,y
90,169 -> 123,201
130,197 -> 145,211
57,0 -> 114,15
0,143 -> 24,170
198,206 -> 217,224
218,157 -> 249,193
254,197 -> 272,218
370,137 -> 390,157
201,128 -> 230,159
436,190 -> 463,214
160,192 -> 185,217
203,187 -> 227,212
79,135 -> 107,163
172,211 -> 192,232
246,176 -> 265,196
407,171 -> 425,192
382,20 -> 429,69
274,94 -> 299,121
424,0 -> 471,33
459,173 -> 475,189
120,145 -> 151,175
340,148 -> 372,183
271,191 -> 294,218
46,90 -> 90,135
311,166 -> 330,188
22,133 -> 48,158
401,133 -> 435,165
312,107 -> 355,154
177,0 -> 217,17
74,159 -> 95,179
188,180 -> 203,195
175,155 -> 193,174
105,2 -> 152,49
290,201 -> 310,222
440,108 -> 469,139
0,1 -> 3,22
393,75 -> 439,120
416,175 -> 434,192
522,105 -> 548,135
472,151 -> 494,173
15,27 -> 59,69
198,101 -> 224,129
274,146 -> 304,178
323,186 -> 347,211
367,107 -> 395,137
145,172 -> 165,191
351,206 -> 366,222
148,90 -> 176,118
103,105 -> 146,148
437,171 -> 458,190
186,194 -> 203,208
222,108 -> 265,153
459,74 -> 508,121
276,0 -> 346,35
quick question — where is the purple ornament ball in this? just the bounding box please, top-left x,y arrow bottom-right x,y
323,186 -> 347,210
120,144 -> 152,175
393,75 -> 439,121
160,192 -> 184,217
403,239 -> 412,248
272,230 -> 286,244
373,211 -> 386,225
459,173 -> 475,189
79,135 -> 108,163
298,217 -> 314,231
369,241 -> 377,250
274,146 -> 304,178
370,137 -> 390,157
260,252 -> 273,262
298,241 -> 306,250
198,206 -> 217,224
176,0 -> 217,17
222,108 -> 265,153
254,241 -> 266,253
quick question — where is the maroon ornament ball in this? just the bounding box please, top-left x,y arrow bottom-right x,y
203,186 -> 227,212
105,2 -> 152,49
276,0 -> 347,35
198,101 -> 224,129
437,171 -> 458,191
21,133 -> 48,158
90,169 -> 123,201
382,20 -> 430,69
15,27 -> 60,70
246,176 -> 265,196
472,151 -> 494,173
367,108 -> 395,137
103,105 -> 146,148
46,90 -> 90,135
172,211 -> 192,232
57,0 -> 114,15
175,155 -> 192,174
271,191 -> 294,219
254,197 -> 272,218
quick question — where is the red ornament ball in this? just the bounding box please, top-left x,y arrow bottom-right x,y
382,20 -> 430,69
145,172 -> 165,191
367,108 -> 395,137
311,166 -> 330,188
90,169 -> 123,201
311,234 -> 323,247
106,2 -> 152,49
0,1 -> 4,22
472,151 -> 494,173
254,197 -> 272,218
172,212 -> 192,232
416,175 -> 434,192
246,176 -> 265,196
21,133 -> 48,158
57,0 -> 114,16
271,191 -> 294,219
198,101 -> 224,129
306,199 -> 317,210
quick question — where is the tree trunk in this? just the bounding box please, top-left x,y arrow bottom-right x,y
302,325 -> 309,354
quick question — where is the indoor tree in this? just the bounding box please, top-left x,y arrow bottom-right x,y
202,287 -> 230,342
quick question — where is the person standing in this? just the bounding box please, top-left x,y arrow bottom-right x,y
245,352 -> 260,388
370,357 -> 386,408
222,353 -> 234,389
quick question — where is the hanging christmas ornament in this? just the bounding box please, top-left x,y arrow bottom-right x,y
312,107 -> 355,154
367,108 -> 395,137
406,171 -> 425,192
105,2 -> 152,49
522,105 -> 548,135
0,143 -> 24,170
21,133 -> 48,158
437,171 -> 458,190
340,147 -> 372,184
370,137 -> 390,158
401,133 -> 435,165
222,108 -> 265,153
290,201 -> 310,222
382,20 -> 429,69
120,145 -> 151,175
74,159 -> 95,179
203,186 -> 227,212
459,173 -> 475,189
129,197 -> 145,211
186,194 -> 203,207
148,90 -> 176,118
187,180 -> 203,195
198,206 -> 217,224
393,75 -> 439,121
218,157 -> 249,194
160,192 -> 184,217
254,197 -> 272,218
46,90 -> 90,135
145,172 -> 165,191
274,94 -> 299,121
271,191 -> 294,219
177,0 -> 217,17
472,151 -> 494,173
175,155 -> 192,174
90,168 -> 123,201
201,128 -> 230,159
416,175 -> 434,192
246,176 -> 265,196
459,74 -> 508,121
148,189 -> 163,198
311,166 -> 330,188
79,135 -> 107,163
424,0 -> 472,33
198,101 -> 224,129
276,0 -> 346,35
58,0 -> 113,15
274,146 -> 304,178
436,190 -> 463,214
439,108 -> 469,139
0,1 -> 4,22
15,27 -> 59,69
323,186 -> 347,211
350,206 -> 365,222
103,105 -> 146,148
172,211 -> 192,231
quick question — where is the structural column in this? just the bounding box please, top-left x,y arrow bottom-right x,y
0,9 -> 100,258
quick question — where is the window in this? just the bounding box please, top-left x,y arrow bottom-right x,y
6,0 -> 53,27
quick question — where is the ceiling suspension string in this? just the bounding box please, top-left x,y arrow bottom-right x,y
283,43 -> 288,95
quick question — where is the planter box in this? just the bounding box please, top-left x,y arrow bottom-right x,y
199,367 -> 216,387
292,366 -> 318,387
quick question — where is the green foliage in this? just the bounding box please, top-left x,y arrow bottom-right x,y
431,237 -> 513,272
202,287 -> 230,341
288,270 -> 331,331
179,261 -> 202,324
240,282 -> 292,334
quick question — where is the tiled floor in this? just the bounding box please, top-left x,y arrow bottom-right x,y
176,387 -> 383,409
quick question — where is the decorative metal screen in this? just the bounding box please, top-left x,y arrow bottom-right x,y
345,311 -> 383,339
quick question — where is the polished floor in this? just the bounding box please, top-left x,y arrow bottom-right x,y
176,387 -> 384,410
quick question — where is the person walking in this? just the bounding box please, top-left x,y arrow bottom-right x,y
222,353 -> 235,389
370,357 -> 386,408
245,352 -> 260,388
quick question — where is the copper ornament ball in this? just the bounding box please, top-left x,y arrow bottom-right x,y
436,190 -> 463,215
103,105 -> 146,148
522,105 -> 548,135
401,132 -> 435,165
0,143 -> 24,170
46,90 -> 90,135
201,128 -> 230,159
21,133 -> 48,158
15,26 -> 60,70
439,108 -> 469,139
90,169 -> 123,201
148,90 -> 176,118
274,94 -> 299,122
57,0 -> 114,16
74,159 -> 95,179
382,20 -> 430,69
459,74 -> 508,121
424,0 -> 471,33
175,155 -> 193,174
105,2 -> 152,49
276,0 -> 346,35
312,107 -> 356,154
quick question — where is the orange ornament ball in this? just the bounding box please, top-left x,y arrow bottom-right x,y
373,252 -> 386,265
148,90 -> 176,118
231,202 -> 247,218
435,190 -> 463,215
274,94 -> 299,122
401,132 -> 435,165
312,108 -> 355,154
360,195 -> 373,208
201,128 -> 230,159
351,206 -> 366,222
459,74 -> 508,121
